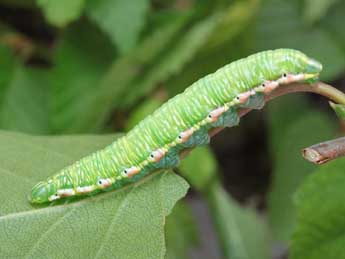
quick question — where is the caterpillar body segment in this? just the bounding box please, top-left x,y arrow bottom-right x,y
30,49 -> 322,204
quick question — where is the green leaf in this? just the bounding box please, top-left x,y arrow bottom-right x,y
291,158 -> 345,259
50,22 -> 115,133
117,14 -> 219,108
321,1 -> 345,52
166,1 -> 257,97
267,96 -> 336,242
86,0 -> 150,54
74,15 -> 189,131
0,131 -> 189,258
179,146 -> 218,192
203,0 -> 259,51
0,61 -> 49,134
329,102 -> 345,121
165,201 -> 198,259
255,0 -> 345,80
304,0 -> 339,23
122,0 -> 259,107
36,0 -> 85,27
208,183 -> 270,259
1,67 -> 49,134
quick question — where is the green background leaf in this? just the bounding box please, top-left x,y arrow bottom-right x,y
50,22 -> 115,134
86,0 -> 150,54
291,158 -> 345,259
36,0 -> 85,27
165,201 -> 198,259
329,102 -> 345,121
304,0 -> 339,23
179,146 -> 217,192
267,96 -> 336,242
255,0 -> 345,80
208,183 -> 271,259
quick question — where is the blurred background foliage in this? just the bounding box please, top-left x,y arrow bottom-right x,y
0,0 -> 344,258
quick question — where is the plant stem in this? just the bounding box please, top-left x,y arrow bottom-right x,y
181,81 -> 345,158
302,137 -> 345,164
209,81 -> 345,137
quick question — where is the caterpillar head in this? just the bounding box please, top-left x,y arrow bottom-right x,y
303,57 -> 323,82
273,49 -> 323,83
29,179 -> 58,204
305,58 -> 322,74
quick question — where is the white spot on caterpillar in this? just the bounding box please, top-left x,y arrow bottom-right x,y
262,81 -> 279,93
76,186 -> 95,193
278,73 -> 289,84
97,178 -> 113,188
207,106 -> 227,123
126,166 -> 141,178
237,91 -> 252,104
285,73 -> 305,82
149,149 -> 166,162
57,189 -> 75,197
48,193 -> 60,201
121,169 -> 129,178
276,73 -> 306,86
177,128 -> 195,143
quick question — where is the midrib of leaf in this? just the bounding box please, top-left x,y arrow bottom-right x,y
24,207 -> 77,258
0,132 -> 189,258
2,172 -> 174,258
157,172 -> 168,259
93,188 -> 133,259
0,171 -> 162,220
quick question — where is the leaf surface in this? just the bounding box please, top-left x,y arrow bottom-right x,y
291,158 -> 345,259
36,0 -> 85,27
267,96 -> 336,242
0,131 -> 189,258
179,146 -> 217,192
86,0 -> 150,53
50,22 -> 115,133
304,0 -> 339,23
255,0 -> 345,80
208,184 -> 270,259
329,102 -> 345,121
165,201 -> 198,259
0,50 -> 49,134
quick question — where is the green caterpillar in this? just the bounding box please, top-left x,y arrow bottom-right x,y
30,48 -> 322,204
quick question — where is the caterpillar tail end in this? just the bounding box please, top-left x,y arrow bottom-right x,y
29,181 -> 54,204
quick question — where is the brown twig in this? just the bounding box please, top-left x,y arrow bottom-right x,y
181,81 -> 345,159
302,137 -> 345,164
209,81 -> 345,137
